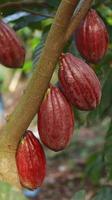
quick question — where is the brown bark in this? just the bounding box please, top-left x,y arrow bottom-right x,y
65,0 -> 93,41
0,0 -> 93,188
0,1 -> 49,11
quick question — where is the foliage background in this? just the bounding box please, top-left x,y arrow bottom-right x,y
0,0 -> 112,199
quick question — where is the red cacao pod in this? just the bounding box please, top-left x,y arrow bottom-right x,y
0,20 -> 25,68
59,53 -> 101,110
38,85 -> 74,152
75,9 -> 109,63
16,130 -> 46,190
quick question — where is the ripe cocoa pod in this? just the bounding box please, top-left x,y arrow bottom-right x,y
75,9 -> 109,63
16,130 -> 46,190
0,20 -> 25,68
59,53 -> 101,110
38,85 -> 74,152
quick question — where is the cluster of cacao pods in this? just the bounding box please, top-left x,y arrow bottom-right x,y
15,9 -> 109,190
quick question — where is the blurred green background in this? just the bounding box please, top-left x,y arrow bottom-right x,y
0,0 -> 112,200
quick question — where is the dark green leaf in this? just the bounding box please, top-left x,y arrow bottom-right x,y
92,187 -> 112,200
85,152 -> 104,184
104,121 -> 112,179
71,190 -> 86,200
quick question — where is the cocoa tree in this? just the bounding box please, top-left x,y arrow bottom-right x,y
0,0 -> 93,188
0,0 -> 112,199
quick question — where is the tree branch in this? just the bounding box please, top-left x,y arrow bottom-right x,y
0,0 -> 93,188
1,0 -> 79,148
0,1 -> 49,12
22,8 -> 54,18
0,0 -> 79,188
65,0 -> 93,41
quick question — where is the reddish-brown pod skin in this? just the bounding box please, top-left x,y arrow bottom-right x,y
59,53 -> 101,110
16,130 -> 46,190
75,9 -> 109,63
38,85 -> 74,152
0,20 -> 25,68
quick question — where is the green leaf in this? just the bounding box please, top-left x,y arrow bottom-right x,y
32,32 -> 48,67
86,64 -> 112,124
104,121 -> 112,179
85,152 -> 104,184
0,181 -> 27,200
92,187 -> 112,200
47,0 -> 61,8
71,190 -> 86,200
32,39 -> 45,67
13,14 -> 47,30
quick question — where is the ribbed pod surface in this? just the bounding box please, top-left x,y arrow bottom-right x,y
0,20 -> 25,68
59,53 -> 101,110
38,85 -> 74,151
75,9 -> 109,63
16,130 -> 46,190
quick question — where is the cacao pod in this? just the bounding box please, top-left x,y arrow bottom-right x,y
16,130 -> 46,190
75,9 -> 109,63
0,20 -> 25,68
59,53 -> 101,110
38,85 -> 74,152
